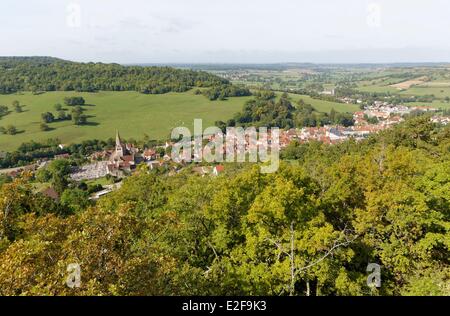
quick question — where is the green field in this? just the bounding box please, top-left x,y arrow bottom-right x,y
0,90 -> 366,152
356,82 -> 400,94
287,94 -> 360,113
0,91 -> 252,151
406,101 -> 450,110
399,86 -> 450,98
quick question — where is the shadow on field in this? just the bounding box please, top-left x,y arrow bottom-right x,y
82,121 -> 100,126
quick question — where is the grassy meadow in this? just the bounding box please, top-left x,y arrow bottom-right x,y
0,89 -> 373,152
0,90 -> 252,151
356,75 -> 450,109
288,93 -> 360,113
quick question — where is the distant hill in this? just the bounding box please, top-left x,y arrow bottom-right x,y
0,56 -> 67,66
0,57 -> 228,94
133,62 -> 450,72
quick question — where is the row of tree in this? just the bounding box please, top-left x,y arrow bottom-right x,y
0,138 -> 114,169
198,85 -> 252,100
41,105 -> 88,129
0,101 -> 23,118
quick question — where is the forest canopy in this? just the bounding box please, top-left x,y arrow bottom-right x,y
0,57 -> 229,94
0,116 -> 448,296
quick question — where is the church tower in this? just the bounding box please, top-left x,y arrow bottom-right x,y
114,130 -> 125,159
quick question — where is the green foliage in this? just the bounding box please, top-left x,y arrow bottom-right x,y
295,100 -> 354,127
12,100 -> 22,113
0,57 -> 228,94
72,112 -> 87,125
41,112 -> 54,123
0,138 -> 111,169
0,117 -> 448,296
231,93 -> 354,129
64,96 -> 85,106
0,105 -> 9,117
46,159 -> 72,194
0,90 -> 252,152
0,174 -> 11,186
3,125 -> 18,135
233,92 -> 295,128
40,123 -> 50,131
57,109 -> 70,121
60,188 -> 91,213
203,85 -> 251,101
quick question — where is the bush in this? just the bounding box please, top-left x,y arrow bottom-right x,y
64,96 -> 86,106
40,123 -> 50,131
5,125 -> 17,135
41,112 -> 55,123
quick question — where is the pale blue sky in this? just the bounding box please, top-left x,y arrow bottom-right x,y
1,0 -> 449,63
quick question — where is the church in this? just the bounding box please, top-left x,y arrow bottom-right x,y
107,131 -> 139,177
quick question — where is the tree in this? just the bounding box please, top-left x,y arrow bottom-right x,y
0,57 -> 228,95
64,96 -> 86,106
54,103 -> 63,111
0,115 -> 448,296
12,100 -> 22,113
41,112 -> 55,123
70,106 -> 87,125
0,174 -> 34,241
71,106 -> 82,115
47,159 -> 72,194
40,123 -> 50,131
0,174 -> 11,187
57,109 -> 69,121
0,105 -> 9,117
35,168 -> 52,183
214,120 -> 227,133
365,114 -> 379,124
60,188 -> 91,213
5,125 -> 17,135
72,112 -> 87,125
329,108 -> 336,122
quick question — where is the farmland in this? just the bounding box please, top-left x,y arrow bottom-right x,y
287,93 -> 360,112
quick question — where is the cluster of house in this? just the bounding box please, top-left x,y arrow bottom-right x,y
277,102 -> 448,146
278,124 -> 391,146
431,115 -> 450,125
365,101 -> 438,118
70,131 -> 227,181
3,100 -> 449,187
337,97 -> 363,104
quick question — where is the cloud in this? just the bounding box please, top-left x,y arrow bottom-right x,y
1,0 -> 450,63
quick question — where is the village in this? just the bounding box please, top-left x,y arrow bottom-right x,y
278,101 -> 447,145
1,100 -> 449,201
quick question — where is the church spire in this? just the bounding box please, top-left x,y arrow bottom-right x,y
116,130 -> 122,147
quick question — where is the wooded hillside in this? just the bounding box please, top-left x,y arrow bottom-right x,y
0,57 -> 228,94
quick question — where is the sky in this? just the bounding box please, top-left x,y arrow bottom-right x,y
1,0 -> 450,64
